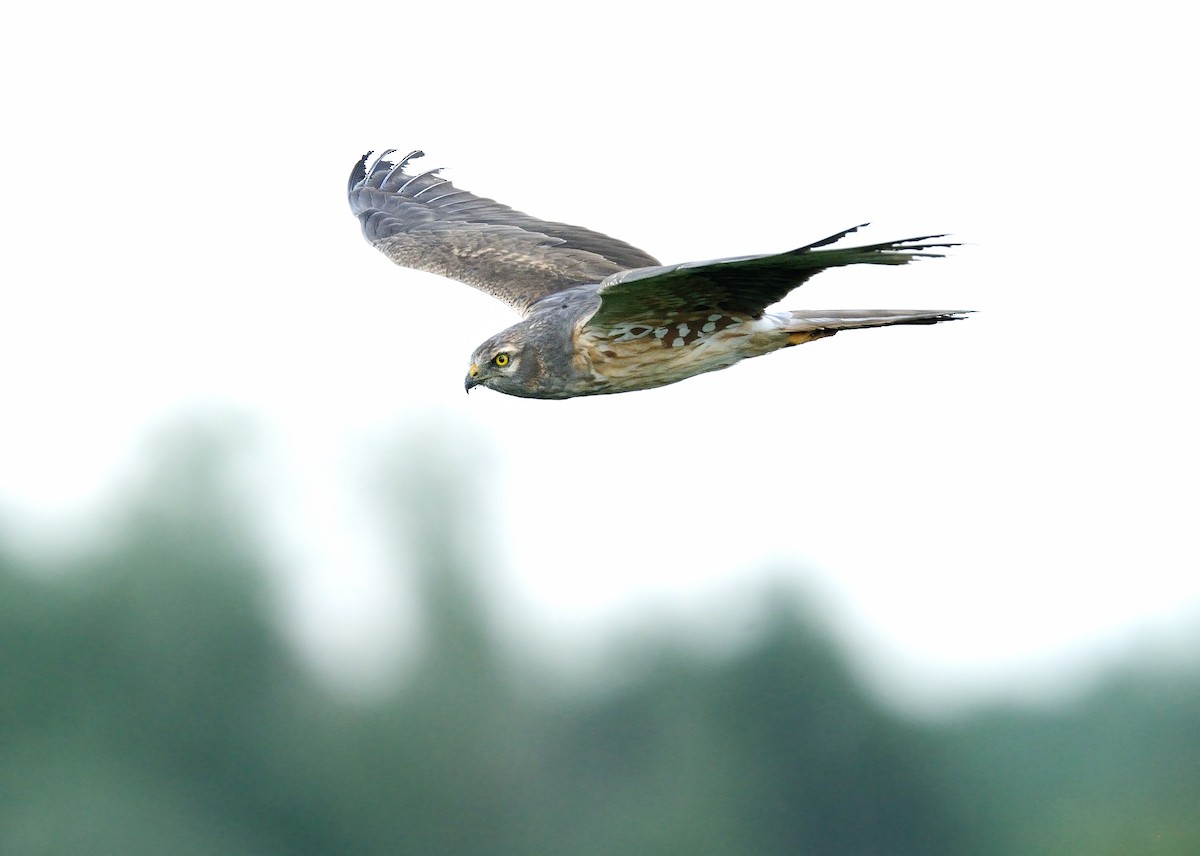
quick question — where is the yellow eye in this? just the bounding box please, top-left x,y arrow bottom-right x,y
493,353 -> 510,368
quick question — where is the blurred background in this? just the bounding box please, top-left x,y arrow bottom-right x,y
2,0 -> 1197,853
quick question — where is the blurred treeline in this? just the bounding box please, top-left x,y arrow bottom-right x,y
2,431 -> 1198,855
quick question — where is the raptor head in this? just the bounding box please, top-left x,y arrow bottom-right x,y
464,325 -> 545,398
464,309 -> 585,399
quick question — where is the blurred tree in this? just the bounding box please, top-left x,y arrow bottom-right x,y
0,426 -> 294,854
1,423 -> 1198,854
942,666 -> 1200,856
519,598 -> 970,855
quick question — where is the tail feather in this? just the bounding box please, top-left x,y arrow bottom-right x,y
783,309 -> 970,345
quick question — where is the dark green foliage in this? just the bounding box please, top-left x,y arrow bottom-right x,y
1,429 -> 1197,854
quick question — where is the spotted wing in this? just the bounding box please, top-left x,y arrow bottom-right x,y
348,150 -> 661,316
584,224 -> 957,330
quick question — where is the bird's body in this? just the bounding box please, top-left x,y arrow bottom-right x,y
348,150 -> 967,399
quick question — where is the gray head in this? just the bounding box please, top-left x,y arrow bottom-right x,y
464,317 -> 572,399
464,327 -> 527,396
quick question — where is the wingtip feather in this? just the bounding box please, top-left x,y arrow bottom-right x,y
349,148 -> 431,196
348,151 -> 372,194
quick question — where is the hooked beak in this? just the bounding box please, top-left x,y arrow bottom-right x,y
465,363 -> 480,393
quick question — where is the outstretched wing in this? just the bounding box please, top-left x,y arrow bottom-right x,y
585,224 -> 957,330
348,150 -> 660,315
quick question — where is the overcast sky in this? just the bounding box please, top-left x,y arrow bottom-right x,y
2,1 -> 1195,712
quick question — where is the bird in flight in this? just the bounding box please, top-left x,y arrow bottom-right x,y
348,150 -> 967,399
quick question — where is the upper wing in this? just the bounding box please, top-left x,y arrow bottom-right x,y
348,150 -> 661,315
584,225 -> 957,330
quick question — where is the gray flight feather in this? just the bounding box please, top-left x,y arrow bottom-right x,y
348,150 -> 660,315
585,225 -> 958,330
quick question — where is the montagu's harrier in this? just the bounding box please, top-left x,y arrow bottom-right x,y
348,150 -> 967,399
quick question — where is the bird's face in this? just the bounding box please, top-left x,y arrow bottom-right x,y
465,332 -> 527,396
464,315 -> 579,398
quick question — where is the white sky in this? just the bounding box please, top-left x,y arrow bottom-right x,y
2,1 -> 1196,713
